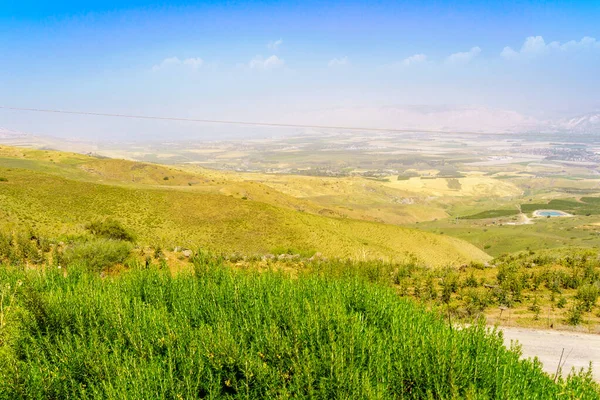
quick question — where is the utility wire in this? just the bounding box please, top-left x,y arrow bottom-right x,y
0,105 -> 504,135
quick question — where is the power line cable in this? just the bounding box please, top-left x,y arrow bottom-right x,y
0,105 -> 505,135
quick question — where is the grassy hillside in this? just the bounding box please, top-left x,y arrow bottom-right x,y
0,259 -> 597,398
201,171 -> 451,224
0,145 -> 529,228
0,148 -> 489,266
417,215 -> 600,257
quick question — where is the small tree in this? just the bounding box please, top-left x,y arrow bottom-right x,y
567,303 -> 584,326
63,239 -> 132,271
576,284 -> 599,312
86,219 -> 135,242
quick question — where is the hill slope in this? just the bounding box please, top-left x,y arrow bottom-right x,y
0,146 -> 489,266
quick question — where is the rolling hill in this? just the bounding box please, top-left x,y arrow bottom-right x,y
0,145 -> 489,266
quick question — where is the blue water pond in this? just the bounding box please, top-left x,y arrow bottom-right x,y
537,210 -> 565,217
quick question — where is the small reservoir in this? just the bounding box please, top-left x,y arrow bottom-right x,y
533,210 -> 571,217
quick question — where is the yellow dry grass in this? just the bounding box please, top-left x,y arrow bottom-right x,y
0,145 -> 491,266
384,176 -> 522,197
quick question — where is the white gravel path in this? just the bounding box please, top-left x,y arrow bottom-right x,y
499,326 -> 600,381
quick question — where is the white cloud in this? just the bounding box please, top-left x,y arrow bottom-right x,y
248,55 -> 285,70
500,46 -> 519,59
328,56 -> 349,67
561,36 -> 599,50
501,36 -> 600,58
152,57 -> 181,71
268,38 -> 283,51
445,47 -> 481,65
152,57 -> 204,71
402,53 -> 427,66
182,57 -> 204,68
521,36 -> 547,54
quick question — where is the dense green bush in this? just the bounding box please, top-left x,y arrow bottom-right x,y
0,232 -> 14,260
62,239 -> 132,271
16,234 -> 43,264
577,284 -> 600,312
0,259 -> 597,398
85,219 -> 135,242
0,231 -> 46,265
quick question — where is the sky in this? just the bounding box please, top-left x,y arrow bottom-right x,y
1,0 -> 599,140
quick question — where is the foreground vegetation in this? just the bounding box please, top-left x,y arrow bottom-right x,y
376,248 -> 600,331
0,254 -> 598,399
1,218 -> 599,331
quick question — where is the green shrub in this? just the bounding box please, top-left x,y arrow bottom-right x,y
0,177 -> 7,182
16,233 -> 43,264
63,239 -> 132,271
567,303 -> 584,326
529,297 -> 541,320
0,231 -> 14,260
446,178 -> 462,190
576,284 -> 600,312
0,263 -> 597,398
270,246 -> 315,258
51,245 -> 64,267
153,244 -> 164,259
85,219 -> 135,242
464,272 -> 479,288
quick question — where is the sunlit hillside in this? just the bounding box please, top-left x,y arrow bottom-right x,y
0,146 -> 489,266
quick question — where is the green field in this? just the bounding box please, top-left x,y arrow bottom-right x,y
522,198 -> 600,216
416,216 -> 600,257
459,209 -> 520,220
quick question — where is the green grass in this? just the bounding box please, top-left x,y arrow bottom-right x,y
460,209 -> 520,220
582,197 -> 600,205
522,198 -> 600,216
0,258 -> 597,398
417,214 -> 600,257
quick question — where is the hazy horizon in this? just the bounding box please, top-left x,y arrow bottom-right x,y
1,1 -> 599,141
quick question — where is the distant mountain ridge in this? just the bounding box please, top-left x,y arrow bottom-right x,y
0,127 -> 30,138
1,108 -> 599,146
282,106 -> 600,135
550,112 -> 600,134
0,127 -> 97,152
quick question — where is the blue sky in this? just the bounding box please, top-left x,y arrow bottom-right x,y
1,1 -> 599,140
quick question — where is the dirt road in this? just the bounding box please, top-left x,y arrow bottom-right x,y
500,326 -> 600,381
